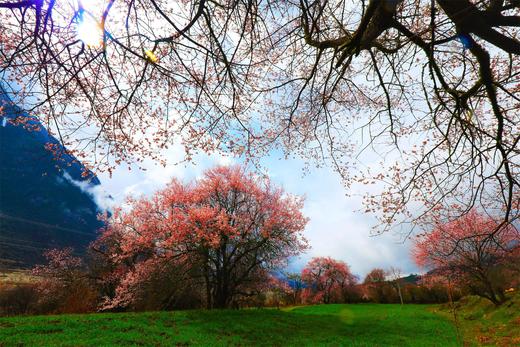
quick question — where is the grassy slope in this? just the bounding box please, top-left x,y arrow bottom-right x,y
0,304 -> 458,346
0,270 -> 35,286
433,292 -> 520,347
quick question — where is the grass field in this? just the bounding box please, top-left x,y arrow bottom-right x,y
0,304 -> 459,346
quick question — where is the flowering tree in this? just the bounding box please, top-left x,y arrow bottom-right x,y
301,256 -> 357,304
362,268 -> 390,303
32,248 -> 97,313
1,0 -> 518,232
285,272 -> 305,305
413,210 -> 519,305
93,165 -> 308,309
32,248 -> 84,284
261,275 -> 294,308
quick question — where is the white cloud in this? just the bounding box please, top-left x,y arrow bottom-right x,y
62,172 -> 114,211
97,144 -> 235,204
259,157 -> 419,278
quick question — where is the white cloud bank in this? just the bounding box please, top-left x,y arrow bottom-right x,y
260,157 -> 419,278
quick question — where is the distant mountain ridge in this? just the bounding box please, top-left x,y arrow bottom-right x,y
0,87 -> 105,269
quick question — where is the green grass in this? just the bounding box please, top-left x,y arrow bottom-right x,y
433,292 -> 520,346
0,304 -> 458,346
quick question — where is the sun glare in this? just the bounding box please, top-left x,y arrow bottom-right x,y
77,15 -> 103,48
80,0 -> 107,13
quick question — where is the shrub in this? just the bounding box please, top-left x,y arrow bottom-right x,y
0,284 -> 38,316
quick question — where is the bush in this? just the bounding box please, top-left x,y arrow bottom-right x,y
34,280 -> 98,314
0,284 -> 38,316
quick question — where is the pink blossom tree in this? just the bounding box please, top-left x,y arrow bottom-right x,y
301,257 -> 357,304
362,268 -> 390,303
413,210 -> 519,305
32,248 -> 97,313
94,165 -> 308,309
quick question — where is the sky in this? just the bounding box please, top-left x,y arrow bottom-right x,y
93,142 -> 420,279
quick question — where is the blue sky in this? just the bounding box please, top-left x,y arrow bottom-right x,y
94,143 -> 419,279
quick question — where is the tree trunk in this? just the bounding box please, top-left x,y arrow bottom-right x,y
482,274 -> 504,306
204,273 -> 212,309
396,282 -> 404,305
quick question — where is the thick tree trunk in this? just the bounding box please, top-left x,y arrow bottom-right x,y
204,274 -> 212,309
213,273 -> 231,308
213,286 -> 231,309
479,274 -> 504,306
437,0 -> 520,54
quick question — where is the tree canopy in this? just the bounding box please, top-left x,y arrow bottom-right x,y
1,0 -> 519,232
413,210 -> 519,305
93,165 -> 308,309
301,256 -> 357,304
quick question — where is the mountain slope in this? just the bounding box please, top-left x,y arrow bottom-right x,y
0,87 -> 104,269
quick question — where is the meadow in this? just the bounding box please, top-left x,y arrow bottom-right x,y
0,304 -> 459,346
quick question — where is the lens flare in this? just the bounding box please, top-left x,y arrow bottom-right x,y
77,15 -> 103,48
80,0 -> 107,13
144,50 -> 158,63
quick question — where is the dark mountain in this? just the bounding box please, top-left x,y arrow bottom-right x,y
0,87 -> 105,269
399,274 -> 421,285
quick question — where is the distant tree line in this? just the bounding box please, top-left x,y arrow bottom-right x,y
0,256 -> 461,316
4,245 -> 517,316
